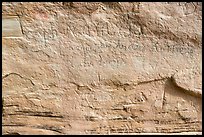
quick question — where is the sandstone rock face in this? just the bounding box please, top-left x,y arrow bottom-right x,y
2,2 -> 202,135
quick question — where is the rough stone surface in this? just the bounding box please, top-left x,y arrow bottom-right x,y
2,2 -> 202,135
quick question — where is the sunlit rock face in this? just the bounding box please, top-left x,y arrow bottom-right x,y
2,2 -> 202,135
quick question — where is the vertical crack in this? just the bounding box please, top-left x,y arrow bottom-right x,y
43,30 -> 47,47
98,72 -> 101,83
162,89 -> 166,110
17,15 -> 24,35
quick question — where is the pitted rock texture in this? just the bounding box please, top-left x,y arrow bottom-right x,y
2,2 -> 202,135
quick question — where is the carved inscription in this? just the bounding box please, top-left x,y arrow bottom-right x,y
22,12 -> 196,70
23,21 -> 59,50
65,39 -> 195,69
67,40 -> 194,55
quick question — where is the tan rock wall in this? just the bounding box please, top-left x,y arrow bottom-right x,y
2,2 -> 202,135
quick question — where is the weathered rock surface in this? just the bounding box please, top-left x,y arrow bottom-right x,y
2,2 -> 202,135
